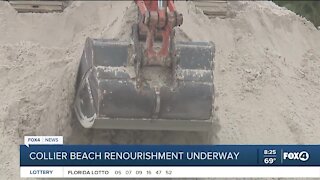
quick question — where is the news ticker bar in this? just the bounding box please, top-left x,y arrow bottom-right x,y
20,145 -> 320,166
20,166 -> 320,178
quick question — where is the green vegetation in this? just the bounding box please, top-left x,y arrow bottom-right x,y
273,1 -> 320,27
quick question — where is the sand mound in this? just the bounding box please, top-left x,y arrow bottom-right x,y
0,1 -> 320,179
178,1 -> 320,144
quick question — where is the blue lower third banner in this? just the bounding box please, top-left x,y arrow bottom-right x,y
20,145 -> 319,166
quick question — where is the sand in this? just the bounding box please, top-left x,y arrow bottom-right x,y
0,1 -> 320,179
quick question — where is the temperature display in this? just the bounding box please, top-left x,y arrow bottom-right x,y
263,149 -> 278,165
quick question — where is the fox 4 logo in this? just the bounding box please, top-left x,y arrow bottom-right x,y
283,151 -> 309,162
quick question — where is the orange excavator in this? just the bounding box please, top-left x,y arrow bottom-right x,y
73,0 -> 216,132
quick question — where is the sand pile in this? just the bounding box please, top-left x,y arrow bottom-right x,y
0,1 -> 320,179
178,1 -> 320,144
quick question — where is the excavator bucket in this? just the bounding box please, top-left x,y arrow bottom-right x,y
73,37 -> 215,131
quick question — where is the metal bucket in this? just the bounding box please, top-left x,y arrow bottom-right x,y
74,37 -> 215,131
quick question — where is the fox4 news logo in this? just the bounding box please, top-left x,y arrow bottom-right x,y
283,151 -> 310,162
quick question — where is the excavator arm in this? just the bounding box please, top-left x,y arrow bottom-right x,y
134,0 -> 183,63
